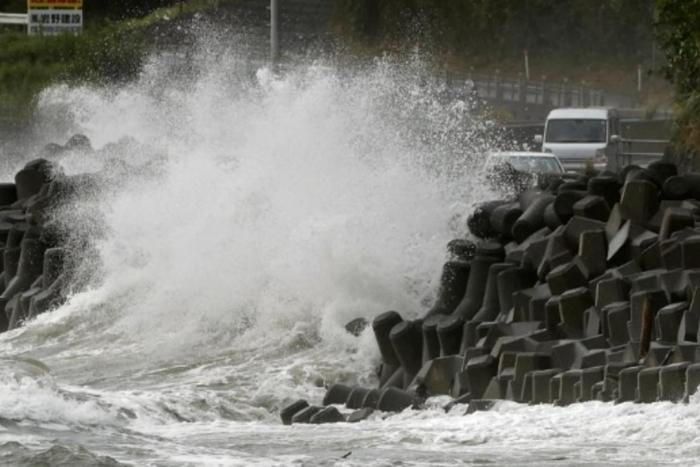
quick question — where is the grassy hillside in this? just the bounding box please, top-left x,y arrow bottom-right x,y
0,0 -> 225,123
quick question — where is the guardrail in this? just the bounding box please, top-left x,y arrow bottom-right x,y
614,137 -> 670,168
442,70 -> 658,121
0,12 -> 27,25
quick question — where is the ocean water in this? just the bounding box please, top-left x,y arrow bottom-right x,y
0,40 -> 699,467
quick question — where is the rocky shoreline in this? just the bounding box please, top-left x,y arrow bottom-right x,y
283,159 -> 700,424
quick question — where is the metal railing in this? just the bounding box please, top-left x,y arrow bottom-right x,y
442,69 -> 651,121
614,137 -> 670,168
0,12 -> 27,25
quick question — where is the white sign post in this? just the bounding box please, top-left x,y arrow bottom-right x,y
27,0 -> 82,36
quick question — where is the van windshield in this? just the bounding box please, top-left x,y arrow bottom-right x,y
545,119 -> 606,143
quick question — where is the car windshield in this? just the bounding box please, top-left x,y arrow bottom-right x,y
504,156 -> 562,174
545,119 -> 606,143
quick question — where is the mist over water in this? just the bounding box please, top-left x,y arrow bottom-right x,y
0,36 -> 696,467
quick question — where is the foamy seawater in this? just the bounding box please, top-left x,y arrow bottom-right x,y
0,35 -> 696,466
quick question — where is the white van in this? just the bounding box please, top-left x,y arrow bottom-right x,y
534,107 -> 620,172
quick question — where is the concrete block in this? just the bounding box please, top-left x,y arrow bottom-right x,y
459,321 -> 480,354
656,302 -> 687,344
291,406 -> 322,424
377,387 -> 419,412
685,363 -> 700,400
578,230 -> 607,278
660,269 -> 688,302
642,342 -> 676,367
558,287 -> 592,338
465,354 -> 497,399
605,302 -> 631,347
546,260 -> 588,296
490,202 -> 523,238
620,179 -> 659,224
489,335 -> 539,360
573,195 -> 610,222
437,315 -> 464,356
600,362 -> 636,402
347,407 -> 374,423
681,236 -> 700,269
662,173 -> 700,200
472,263 -> 517,322
639,241 -> 662,271
605,203 -> 624,243
617,365 -> 643,402
482,376 -> 509,400
588,175 -> 621,208
545,296 -> 561,330
556,369 -> 582,406
390,320 -> 423,386
379,364 -> 402,389
346,387 -> 371,409
447,238 -> 476,261
629,269 -> 665,294
636,367 -> 661,403
323,384 -> 353,406
453,255 -> 502,320
413,356 -> 464,397
543,202 -> 562,230
607,220 -> 632,262
512,193 -> 555,243
629,290 -> 670,343
647,160 -> 678,186
280,399 -> 309,425
551,340 -> 587,369
372,311 -> 403,367
421,315 -> 443,364
629,227 -> 659,258
425,260 -> 471,317
519,372 -> 535,403
623,166 -> 655,185
659,207 -> 695,241
581,349 -> 607,368
531,369 -> 560,404
553,190 -> 587,222
497,267 -> 537,316
550,373 -> 562,404
584,307 -> 601,338
661,240 -> 682,270
579,366 -> 605,402
679,287 -> 700,342
596,278 -> 630,310
536,230 -> 571,280
310,406 -> 345,424
528,285 -> 553,322
467,200 -> 508,239
659,362 -> 689,402
563,216 -> 606,250
512,352 -> 551,402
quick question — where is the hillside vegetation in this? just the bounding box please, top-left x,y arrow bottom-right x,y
0,0 -> 221,122
655,0 -> 700,169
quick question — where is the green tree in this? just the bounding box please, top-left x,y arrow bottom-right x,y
655,0 -> 700,166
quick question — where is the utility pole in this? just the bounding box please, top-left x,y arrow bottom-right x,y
270,0 -> 279,67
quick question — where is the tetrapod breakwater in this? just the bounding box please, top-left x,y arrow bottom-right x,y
281,159 -> 700,425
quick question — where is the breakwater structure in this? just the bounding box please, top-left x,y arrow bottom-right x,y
0,157 -> 75,333
282,158 -> 700,425
0,136 -> 135,334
